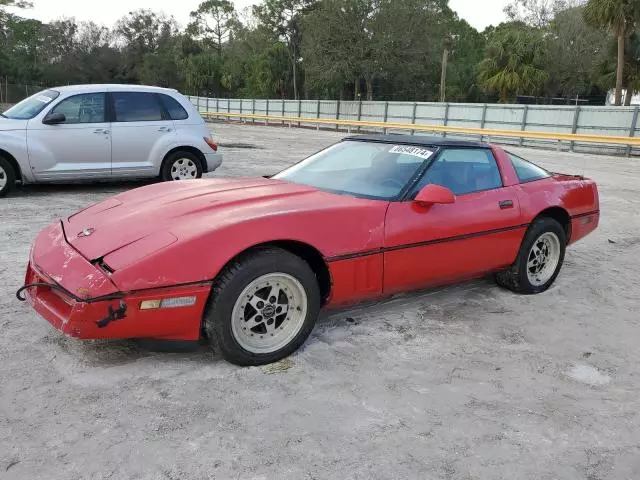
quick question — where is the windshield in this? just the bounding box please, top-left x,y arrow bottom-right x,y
3,90 -> 60,120
273,140 -> 435,200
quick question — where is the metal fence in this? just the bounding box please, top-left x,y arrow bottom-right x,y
187,96 -> 640,156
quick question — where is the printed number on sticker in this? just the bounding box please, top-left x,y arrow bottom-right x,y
388,145 -> 433,159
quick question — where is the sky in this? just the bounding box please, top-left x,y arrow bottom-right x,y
11,0 -> 509,31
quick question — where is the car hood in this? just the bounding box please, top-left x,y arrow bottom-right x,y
64,177 -> 362,262
0,117 -> 28,131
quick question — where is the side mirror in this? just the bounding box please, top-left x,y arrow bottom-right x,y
414,184 -> 455,206
43,113 -> 66,125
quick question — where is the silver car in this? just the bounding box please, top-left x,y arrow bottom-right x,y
0,84 -> 222,196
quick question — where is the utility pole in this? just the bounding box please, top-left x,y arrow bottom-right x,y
440,36 -> 456,102
440,39 -> 450,102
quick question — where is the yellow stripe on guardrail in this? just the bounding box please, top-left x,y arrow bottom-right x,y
201,111 -> 640,147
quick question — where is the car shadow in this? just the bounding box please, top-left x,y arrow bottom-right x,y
315,278 -> 495,326
47,336 -> 216,368
57,277 -> 499,368
11,179 -> 157,197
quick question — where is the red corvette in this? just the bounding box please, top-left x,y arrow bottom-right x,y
17,135 -> 599,365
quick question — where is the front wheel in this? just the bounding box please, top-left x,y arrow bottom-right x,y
496,217 -> 566,294
204,248 -> 321,366
0,156 -> 16,197
160,151 -> 203,182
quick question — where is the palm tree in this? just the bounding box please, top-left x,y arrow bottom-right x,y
477,23 -> 548,103
583,0 -> 640,106
593,32 -> 640,105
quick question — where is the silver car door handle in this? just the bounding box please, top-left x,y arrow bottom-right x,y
93,128 -> 105,134
158,126 -> 172,132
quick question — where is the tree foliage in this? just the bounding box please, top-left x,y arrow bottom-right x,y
253,0 -> 318,99
545,6 -> 609,98
0,0 -> 636,104
478,22 -> 548,103
188,0 -> 237,56
0,0 -> 32,8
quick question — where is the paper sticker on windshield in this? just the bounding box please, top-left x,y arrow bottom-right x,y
388,145 -> 433,159
35,95 -> 54,103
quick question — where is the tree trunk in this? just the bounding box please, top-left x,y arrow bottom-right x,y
623,78 -> 632,105
615,34 -> 625,106
366,78 -> 373,101
303,71 -> 309,100
354,78 -> 360,100
500,89 -> 508,104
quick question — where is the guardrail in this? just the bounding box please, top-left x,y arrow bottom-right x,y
201,111 -> 640,149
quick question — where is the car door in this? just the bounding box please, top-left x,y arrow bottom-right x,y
27,92 -> 111,180
109,91 -> 176,177
383,147 -> 525,294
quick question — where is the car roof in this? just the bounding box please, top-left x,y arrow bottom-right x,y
46,84 -> 178,94
342,134 -> 490,148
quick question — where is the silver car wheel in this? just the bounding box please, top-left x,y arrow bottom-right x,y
231,273 -> 308,354
170,158 -> 198,180
0,164 -> 7,190
526,231 -> 561,286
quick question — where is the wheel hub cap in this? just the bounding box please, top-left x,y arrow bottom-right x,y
171,158 -> 197,180
0,166 -> 6,189
231,273 -> 308,354
262,304 -> 276,318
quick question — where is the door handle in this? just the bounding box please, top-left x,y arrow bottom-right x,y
158,126 -> 172,132
499,200 -> 514,209
93,128 -> 105,134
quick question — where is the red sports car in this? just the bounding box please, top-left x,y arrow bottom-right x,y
17,135 -> 599,366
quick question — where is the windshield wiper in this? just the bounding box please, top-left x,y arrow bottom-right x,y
0,113 -> 6,118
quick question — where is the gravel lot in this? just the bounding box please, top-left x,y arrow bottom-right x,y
1,122 -> 639,480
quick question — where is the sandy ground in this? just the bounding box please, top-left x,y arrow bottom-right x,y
1,122 -> 640,480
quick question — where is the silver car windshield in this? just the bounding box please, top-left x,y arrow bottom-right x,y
3,90 -> 60,120
273,140 -> 434,200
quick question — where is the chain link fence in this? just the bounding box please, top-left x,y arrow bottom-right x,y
0,81 -> 49,106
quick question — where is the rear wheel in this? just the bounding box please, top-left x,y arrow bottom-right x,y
496,217 -> 566,294
160,150 -> 203,182
0,156 -> 16,197
204,248 -> 320,366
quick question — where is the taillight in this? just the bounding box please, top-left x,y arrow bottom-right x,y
204,137 -> 218,152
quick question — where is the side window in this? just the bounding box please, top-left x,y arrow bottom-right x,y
48,93 -> 105,124
414,148 -> 503,196
112,92 -> 163,122
507,152 -> 550,183
159,94 -> 189,120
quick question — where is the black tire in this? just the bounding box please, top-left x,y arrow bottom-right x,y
160,150 -> 203,182
0,155 -> 16,197
495,217 -> 566,294
204,247 -> 321,366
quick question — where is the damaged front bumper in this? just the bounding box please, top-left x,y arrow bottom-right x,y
18,221 -> 211,341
